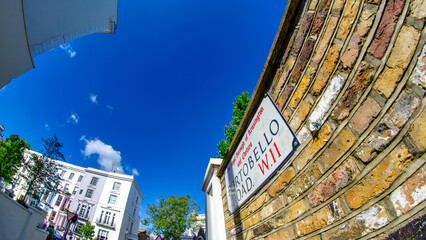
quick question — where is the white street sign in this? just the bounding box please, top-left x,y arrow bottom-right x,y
225,94 -> 299,213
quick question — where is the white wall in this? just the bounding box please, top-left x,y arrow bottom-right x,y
0,191 -> 48,240
202,159 -> 226,240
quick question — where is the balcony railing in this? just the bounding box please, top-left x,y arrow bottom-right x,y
95,218 -> 116,230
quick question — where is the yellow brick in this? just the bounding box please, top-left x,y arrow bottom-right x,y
316,127 -> 356,172
242,213 -> 259,229
312,16 -> 339,64
268,226 -> 296,240
336,0 -> 362,41
249,193 -> 268,213
288,65 -> 316,110
290,100 -> 313,131
409,109 -> 426,151
294,124 -> 333,171
345,143 -> 413,209
312,45 -> 341,95
276,200 -> 306,226
387,26 -> 420,69
268,167 -> 296,197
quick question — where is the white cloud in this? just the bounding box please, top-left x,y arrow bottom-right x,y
90,93 -> 98,104
80,136 -> 124,173
67,112 -> 80,124
44,124 -> 50,131
59,43 -> 77,58
106,105 -> 114,111
132,168 -> 140,176
0,85 -> 6,92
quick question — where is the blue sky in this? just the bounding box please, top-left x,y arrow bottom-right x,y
0,0 -> 286,225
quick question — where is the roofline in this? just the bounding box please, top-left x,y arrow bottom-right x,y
201,158 -> 222,191
217,0 -> 304,177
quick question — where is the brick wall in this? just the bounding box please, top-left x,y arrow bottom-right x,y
217,0 -> 426,238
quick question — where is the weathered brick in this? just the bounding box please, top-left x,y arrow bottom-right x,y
242,229 -> 253,240
384,214 -> 426,239
312,16 -> 339,64
311,0 -> 333,35
292,13 -> 314,55
253,221 -> 274,237
311,45 -> 341,96
290,100 -> 313,131
277,81 -> 296,109
249,193 -> 268,213
294,124 -> 333,171
321,203 -> 390,239
240,208 -> 249,220
272,55 -> 296,101
368,0 -> 406,58
308,157 -> 361,206
259,195 -> 286,220
276,200 -> 307,226
316,127 -> 357,172
268,226 -> 296,240
387,26 -> 420,69
332,62 -> 376,120
390,164 -> 426,216
332,0 -> 345,11
288,39 -> 316,88
286,164 -> 322,202
268,167 -> 296,197
283,109 -> 291,120
242,213 -> 259,229
336,0 -> 362,41
356,90 -> 420,162
341,34 -> 362,68
296,200 -> 345,236
346,143 -> 413,209
409,44 -> 426,88
383,90 -> 420,129
306,236 -> 321,240
410,0 -> 426,19
409,110 -> 426,151
356,8 -> 376,37
289,65 -> 316,111
350,97 -> 381,134
309,0 -> 319,10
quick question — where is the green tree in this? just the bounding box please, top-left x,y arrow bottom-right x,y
0,135 -> 30,183
78,221 -> 95,240
217,92 -> 250,158
22,134 -> 65,202
142,195 -> 200,240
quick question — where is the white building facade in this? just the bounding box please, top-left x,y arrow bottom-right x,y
40,161 -> 142,240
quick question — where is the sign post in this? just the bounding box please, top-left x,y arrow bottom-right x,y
224,94 -> 299,213
64,210 -> 78,240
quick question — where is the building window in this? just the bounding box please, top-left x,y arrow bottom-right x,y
112,182 -> 121,191
108,195 -> 117,205
111,213 -> 116,226
85,189 -> 94,198
79,205 -> 87,217
68,172 -> 74,180
72,186 -> 78,195
77,175 -> 83,182
132,206 -> 136,217
104,212 -> 111,225
64,183 -> 70,192
55,195 -> 63,206
61,170 -> 67,177
90,177 -> 99,186
97,229 -> 108,240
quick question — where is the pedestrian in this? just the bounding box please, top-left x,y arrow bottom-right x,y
46,225 -> 55,240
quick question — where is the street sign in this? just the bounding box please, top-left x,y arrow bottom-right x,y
224,94 -> 299,213
66,210 -> 76,221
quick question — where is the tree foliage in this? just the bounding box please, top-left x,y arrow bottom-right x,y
78,221 -> 95,240
217,92 -> 250,158
22,134 -> 64,202
142,195 -> 200,240
0,135 -> 30,183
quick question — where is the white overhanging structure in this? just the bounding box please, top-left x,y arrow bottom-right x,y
202,158 -> 226,240
0,0 -> 118,88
